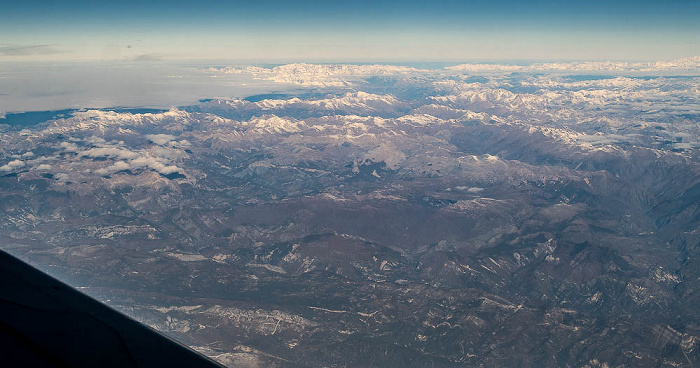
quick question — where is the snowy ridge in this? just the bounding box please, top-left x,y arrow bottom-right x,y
446,56 -> 700,73
1,60 -> 698,194
208,63 -> 424,86
199,92 -> 408,116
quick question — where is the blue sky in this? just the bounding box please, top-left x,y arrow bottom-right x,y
2,0 -> 699,62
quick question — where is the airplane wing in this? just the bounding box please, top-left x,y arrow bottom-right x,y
0,249 -> 225,368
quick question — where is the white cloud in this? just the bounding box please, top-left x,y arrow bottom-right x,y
0,159 -> 25,171
80,147 -> 139,160
95,161 -> 132,176
130,156 -> 182,175
86,136 -> 107,146
93,155 -> 183,176
60,142 -> 79,152
146,134 -> 178,145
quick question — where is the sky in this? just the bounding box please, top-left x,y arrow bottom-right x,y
1,0 -> 699,62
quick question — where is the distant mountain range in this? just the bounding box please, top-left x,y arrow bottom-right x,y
1,61 -> 699,367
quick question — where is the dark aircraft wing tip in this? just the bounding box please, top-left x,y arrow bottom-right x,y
0,249 -> 225,368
